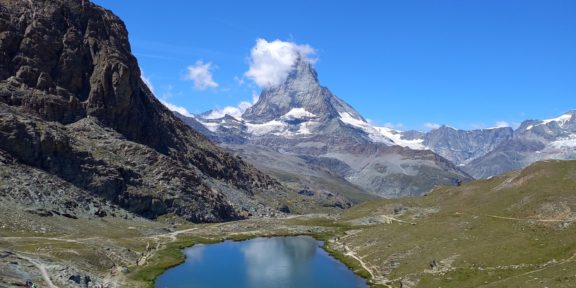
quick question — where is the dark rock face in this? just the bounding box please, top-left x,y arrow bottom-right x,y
0,0 -> 282,222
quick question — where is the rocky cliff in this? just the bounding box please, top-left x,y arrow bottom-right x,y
0,0 -> 282,222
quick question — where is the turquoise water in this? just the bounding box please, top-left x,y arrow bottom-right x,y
155,236 -> 368,288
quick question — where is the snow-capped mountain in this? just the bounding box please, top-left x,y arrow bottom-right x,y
180,55 -> 574,194
390,110 -> 576,179
185,58 -> 470,198
179,55 -> 575,186
465,111 -> 576,178
196,58 -> 434,148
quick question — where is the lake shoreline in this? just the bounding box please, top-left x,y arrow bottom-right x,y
132,228 -> 378,288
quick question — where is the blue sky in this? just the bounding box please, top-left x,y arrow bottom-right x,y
93,0 -> 575,130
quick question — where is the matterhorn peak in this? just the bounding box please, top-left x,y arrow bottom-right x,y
283,57 -> 319,85
242,56 -> 363,125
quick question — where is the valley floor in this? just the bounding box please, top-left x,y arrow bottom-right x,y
2,160 -> 576,288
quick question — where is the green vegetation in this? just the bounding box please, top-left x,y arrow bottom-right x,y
129,237 -> 218,288
333,159 -> 576,287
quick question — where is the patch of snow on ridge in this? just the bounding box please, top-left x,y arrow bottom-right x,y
297,121 -> 315,135
281,108 -> 317,120
374,127 -> 427,150
199,121 -> 220,132
543,113 -> 573,126
338,112 -> 403,146
338,112 -> 427,149
549,134 -> 576,149
528,113 -> 573,130
338,111 -> 367,128
245,120 -> 287,136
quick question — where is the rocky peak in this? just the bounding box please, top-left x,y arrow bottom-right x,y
242,58 -> 363,124
284,57 -> 320,86
0,0 -> 284,222
516,110 -> 576,141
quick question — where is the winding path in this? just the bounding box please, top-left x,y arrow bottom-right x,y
18,254 -> 58,288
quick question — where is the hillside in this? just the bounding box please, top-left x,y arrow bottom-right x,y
0,0 -> 293,222
331,159 -> 576,287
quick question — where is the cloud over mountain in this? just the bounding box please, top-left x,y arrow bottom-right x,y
245,39 -> 316,88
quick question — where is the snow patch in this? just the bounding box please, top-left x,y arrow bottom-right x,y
549,134 -> 576,149
281,108 -> 317,120
543,113 -> 573,126
245,120 -> 287,136
339,112 -> 367,127
199,121 -> 220,132
528,113 -> 573,130
339,112 -> 426,149
374,126 -> 427,150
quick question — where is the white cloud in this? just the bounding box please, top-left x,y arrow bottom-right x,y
203,90 -> 260,120
203,102 -> 251,119
492,121 -> 519,129
141,71 -> 155,94
161,101 -> 194,117
185,60 -> 219,90
382,122 -> 405,130
245,39 -> 316,88
424,122 -> 441,130
367,119 -> 405,130
141,75 -> 194,117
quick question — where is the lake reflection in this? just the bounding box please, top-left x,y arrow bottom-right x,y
241,237 -> 316,286
155,236 -> 367,288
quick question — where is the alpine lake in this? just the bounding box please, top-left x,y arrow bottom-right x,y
155,236 -> 368,288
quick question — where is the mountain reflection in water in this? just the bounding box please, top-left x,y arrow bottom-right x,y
241,237 -> 317,286
155,236 -> 367,288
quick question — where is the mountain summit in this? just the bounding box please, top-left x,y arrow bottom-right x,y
243,58 -> 364,124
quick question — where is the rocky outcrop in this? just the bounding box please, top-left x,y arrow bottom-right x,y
0,0 -> 283,222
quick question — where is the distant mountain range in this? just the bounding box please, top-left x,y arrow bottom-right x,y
182,59 -> 575,198
364,110 -> 575,178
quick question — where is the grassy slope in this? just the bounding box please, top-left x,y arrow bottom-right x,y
337,159 -> 576,287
